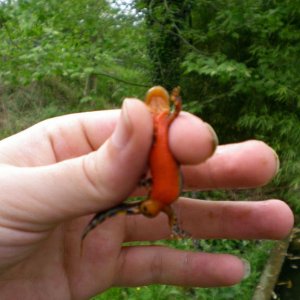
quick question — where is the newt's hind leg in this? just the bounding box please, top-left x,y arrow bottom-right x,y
162,205 -> 190,239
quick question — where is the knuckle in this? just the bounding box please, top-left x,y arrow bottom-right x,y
81,153 -> 101,197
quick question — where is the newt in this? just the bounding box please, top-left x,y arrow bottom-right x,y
81,86 -> 183,244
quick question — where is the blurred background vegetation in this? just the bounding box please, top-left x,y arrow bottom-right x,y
1,0 -> 300,299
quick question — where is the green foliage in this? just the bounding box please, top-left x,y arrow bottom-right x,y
0,0 -> 150,99
179,0 -> 300,211
0,78 -> 81,138
183,53 -> 251,82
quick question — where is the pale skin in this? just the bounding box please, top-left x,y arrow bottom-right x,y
0,99 -> 294,299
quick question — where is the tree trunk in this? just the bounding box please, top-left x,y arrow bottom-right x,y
142,0 -> 190,90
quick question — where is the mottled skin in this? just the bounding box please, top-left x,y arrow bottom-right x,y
81,86 -> 182,243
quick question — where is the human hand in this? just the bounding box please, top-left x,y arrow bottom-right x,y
0,99 -> 293,299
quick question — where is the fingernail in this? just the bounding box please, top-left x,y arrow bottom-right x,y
205,123 -> 219,153
272,149 -> 280,175
111,99 -> 133,149
241,258 -> 251,279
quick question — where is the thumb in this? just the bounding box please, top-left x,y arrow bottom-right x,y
0,99 -> 153,229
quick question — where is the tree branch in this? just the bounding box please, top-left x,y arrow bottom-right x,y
93,70 -> 150,88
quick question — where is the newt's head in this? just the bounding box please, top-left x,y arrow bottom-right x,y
145,86 -> 170,114
139,199 -> 165,218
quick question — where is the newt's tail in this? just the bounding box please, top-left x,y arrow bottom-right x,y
80,202 -> 143,255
